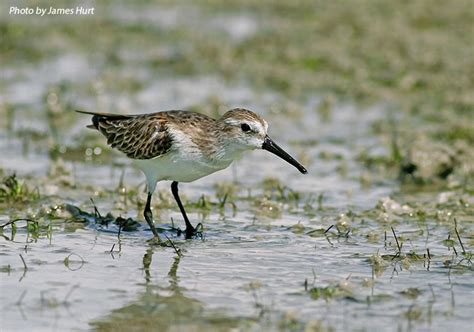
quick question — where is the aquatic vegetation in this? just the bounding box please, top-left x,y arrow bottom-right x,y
261,177 -> 301,205
308,278 -> 354,302
214,181 -> 237,209
0,173 -> 40,204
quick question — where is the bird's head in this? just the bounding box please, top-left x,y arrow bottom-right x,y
218,108 -> 307,174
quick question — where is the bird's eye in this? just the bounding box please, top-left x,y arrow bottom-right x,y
241,123 -> 251,132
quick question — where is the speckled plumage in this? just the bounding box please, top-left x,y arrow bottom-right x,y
83,110 -> 202,159
78,108 -> 266,161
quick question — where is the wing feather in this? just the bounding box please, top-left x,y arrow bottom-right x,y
78,111 -> 173,159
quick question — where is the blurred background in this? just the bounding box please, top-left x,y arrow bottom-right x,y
1,0 -> 473,183
1,1 -> 473,331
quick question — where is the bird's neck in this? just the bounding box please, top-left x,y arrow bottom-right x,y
210,137 -> 242,163
209,123 -> 245,163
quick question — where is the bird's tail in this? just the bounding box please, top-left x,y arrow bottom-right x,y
75,110 -> 134,130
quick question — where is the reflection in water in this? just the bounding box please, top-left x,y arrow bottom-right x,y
142,248 -> 153,284
91,249 -> 246,331
167,254 -> 181,294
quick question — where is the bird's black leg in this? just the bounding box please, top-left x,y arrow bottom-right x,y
171,181 -> 197,239
144,192 -> 161,241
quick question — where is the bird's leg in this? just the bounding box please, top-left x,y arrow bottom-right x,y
144,192 -> 161,242
171,181 -> 198,239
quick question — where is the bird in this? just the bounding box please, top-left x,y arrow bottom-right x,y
77,108 -> 307,241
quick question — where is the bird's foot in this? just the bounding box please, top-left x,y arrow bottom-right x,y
176,223 -> 203,239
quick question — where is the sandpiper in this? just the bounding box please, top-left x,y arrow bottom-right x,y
77,108 -> 307,241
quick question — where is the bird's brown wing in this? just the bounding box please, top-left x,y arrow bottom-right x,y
77,110 -> 173,160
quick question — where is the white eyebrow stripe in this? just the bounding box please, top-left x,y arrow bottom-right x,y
223,118 -> 242,126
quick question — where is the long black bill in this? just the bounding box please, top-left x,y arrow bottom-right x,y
262,135 -> 308,174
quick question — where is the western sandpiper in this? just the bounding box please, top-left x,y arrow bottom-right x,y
77,108 -> 307,241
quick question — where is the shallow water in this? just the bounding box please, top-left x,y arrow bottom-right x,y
1,1 -> 473,331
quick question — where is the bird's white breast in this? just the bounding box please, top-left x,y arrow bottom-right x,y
133,127 -> 234,192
